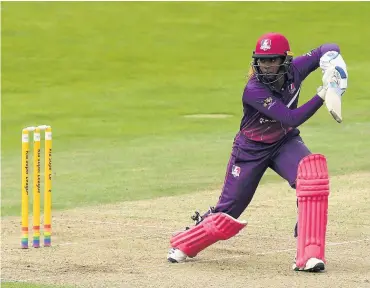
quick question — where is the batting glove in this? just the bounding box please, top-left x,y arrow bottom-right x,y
319,51 -> 348,91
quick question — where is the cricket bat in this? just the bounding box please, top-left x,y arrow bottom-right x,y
325,86 -> 343,123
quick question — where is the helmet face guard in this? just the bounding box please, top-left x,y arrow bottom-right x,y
251,52 -> 293,87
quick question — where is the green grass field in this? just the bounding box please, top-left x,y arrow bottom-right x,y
1,2 -> 370,287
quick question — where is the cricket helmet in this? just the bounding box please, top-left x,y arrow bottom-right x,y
251,32 -> 293,88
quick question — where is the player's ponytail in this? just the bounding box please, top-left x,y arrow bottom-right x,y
246,66 -> 254,82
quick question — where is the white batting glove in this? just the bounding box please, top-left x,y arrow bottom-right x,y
326,66 -> 347,96
319,51 -> 348,91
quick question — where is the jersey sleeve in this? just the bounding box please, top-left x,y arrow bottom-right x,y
293,44 -> 341,81
243,86 -> 324,128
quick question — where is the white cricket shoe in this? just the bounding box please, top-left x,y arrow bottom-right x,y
293,257 -> 325,272
167,248 -> 188,263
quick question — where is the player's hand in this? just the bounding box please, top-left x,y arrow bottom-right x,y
324,65 -> 347,97
318,65 -> 347,100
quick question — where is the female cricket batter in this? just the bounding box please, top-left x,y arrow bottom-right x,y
167,32 -> 348,272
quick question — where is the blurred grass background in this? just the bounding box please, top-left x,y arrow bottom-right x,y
2,2 -> 369,218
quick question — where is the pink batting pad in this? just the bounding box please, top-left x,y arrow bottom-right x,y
170,213 -> 246,257
296,154 -> 330,268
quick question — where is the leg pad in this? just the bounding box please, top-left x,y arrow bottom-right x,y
296,154 -> 330,268
170,213 -> 247,257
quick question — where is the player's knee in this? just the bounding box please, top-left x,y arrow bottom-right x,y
296,153 -> 330,197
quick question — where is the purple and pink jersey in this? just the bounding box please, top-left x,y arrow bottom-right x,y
240,44 -> 340,143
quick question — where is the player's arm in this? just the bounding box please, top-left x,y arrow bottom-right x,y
243,87 -> 324,127
293,44 -> 342,79
293,45 -> 348,123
